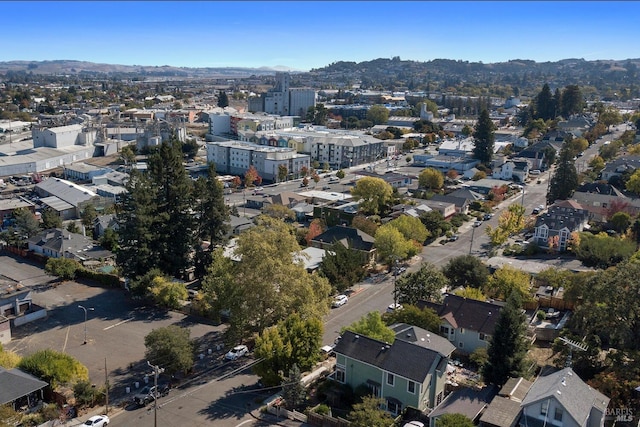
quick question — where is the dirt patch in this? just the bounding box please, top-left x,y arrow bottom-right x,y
528,343 -> 558,368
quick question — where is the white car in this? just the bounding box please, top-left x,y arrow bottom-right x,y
332,294 -> 348,308
84,415 -> 109,426
386,303 -> 403,313
225,344 -> 249,360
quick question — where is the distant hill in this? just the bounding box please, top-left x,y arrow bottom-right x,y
0,60 -> 300,78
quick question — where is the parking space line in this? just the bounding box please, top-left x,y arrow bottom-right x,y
62,326 -> 69,352
103,317 -> 134,330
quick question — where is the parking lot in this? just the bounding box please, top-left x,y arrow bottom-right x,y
1,254 -> 225,399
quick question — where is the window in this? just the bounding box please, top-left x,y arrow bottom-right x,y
458,342 -> 464,348
407,380 -> 416,394
554,407 -> 563,422
440,326 -> 449,335
540,400 -> 549,415
387,400 -> 401,416
387,373 -> 394,386
335,368 -> 345,383
460,328 -> 465,334
479,333 -> 486,341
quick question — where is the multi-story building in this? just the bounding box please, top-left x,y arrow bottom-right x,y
206,139 -> 310,183
250,72 -> 316,117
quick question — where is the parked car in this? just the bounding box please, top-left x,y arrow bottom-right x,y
332,294 -> 348,308
403,422 -> 425,427
187,289 -> 199,299
386,303 -> 403,313
448,234 -> 459,242
329,176 -> 340,182
225,344 -> 249,360
532,204 -> 545,215
84,415 -> 110,426
322,185 -> 331,190
133,384 -> 170,406
483,213 -> 493,221
473,220 -> 482,227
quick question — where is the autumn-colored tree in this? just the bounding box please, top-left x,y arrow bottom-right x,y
302,176 -> 309,187
277,164 -> 288,182
488,185 -> 507,202
305,219 -> 325,245
351,215 -> 379,236
244,165 -> 260,187
312,173 -> 320,186
446,169 -> 459,180
300,166 -> 309,177
455,286 -> 487,301
486,204 -> 526,246
231,175 -> 241,188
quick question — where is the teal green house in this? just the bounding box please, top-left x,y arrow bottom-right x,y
332,325 -> 456,415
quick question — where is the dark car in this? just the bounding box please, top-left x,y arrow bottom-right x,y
483,213 -> 493,221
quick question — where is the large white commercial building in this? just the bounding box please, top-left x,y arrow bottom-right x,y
251,72 -> 316,117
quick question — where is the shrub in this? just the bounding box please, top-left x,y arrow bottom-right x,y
536,310 -> 547,321
314,404 -> 330,415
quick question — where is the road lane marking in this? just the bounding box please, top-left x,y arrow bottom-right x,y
235,420 -> 253,427
103,317 -> 134,330
62,326 -> 69,352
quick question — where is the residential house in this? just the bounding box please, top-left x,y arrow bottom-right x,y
419,199 -> 457,219
468,178 -> 512,195
227,215 -> 254,236
27,228 -> 114,263
518,140 -> 561,171
358,171 -> 414,189
492,159 -> 530,183
533,201 -> 590,251
480,377 -> 533,427
571,183 -> 640,222
93,214 -> 118,238
391,203 -> 432,219
428,385 -> 498,427
519,367 -> 609,427
332,329 -> 454,414
0,367 -> 48,411
310,226 -> 375,263
417,294 -> 504,354
430,194 -> 472,215
600,155 -> 640,182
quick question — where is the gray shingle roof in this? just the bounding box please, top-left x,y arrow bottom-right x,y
0,367 -> 48,405
417,294 -> 503,335
534,205 -> 589,232
333,330 -> 444,383
311,226 -> 374,252
391,323 -> 456,357
521,368 -> 609,426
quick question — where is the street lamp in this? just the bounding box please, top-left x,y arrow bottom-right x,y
78,305 -> 94,345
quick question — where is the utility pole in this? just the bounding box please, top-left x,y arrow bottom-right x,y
469,223 -> 476,255
147,361 -> 165,427
104,358 -> 109,415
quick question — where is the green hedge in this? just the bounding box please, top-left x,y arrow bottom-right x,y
76,268 -> 121,287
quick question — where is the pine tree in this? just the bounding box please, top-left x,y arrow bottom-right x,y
473,109 -> 495,164
483,293 -> 528,386
217,91 -> 229,108
535,83 -> 555,120
547,145 -> 578,204
194,163 -> 229,245
148,139 -> 195,277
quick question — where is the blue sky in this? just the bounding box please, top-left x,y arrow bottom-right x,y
2,1 -> 639,71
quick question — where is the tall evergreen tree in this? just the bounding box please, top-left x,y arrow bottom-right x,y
117,169 -> 161,278
148,139 -> 195,277
194,163 -> 229,245
217,91 -> 229,108
561,85 -> 584,118
319,240 -> 366,293
117,140 -> 195,279
547,145 -> 579,204
473,109 -> 495,164
553,88 -> 562,118
535,83 -> 555,120
483,293 -> 528,386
